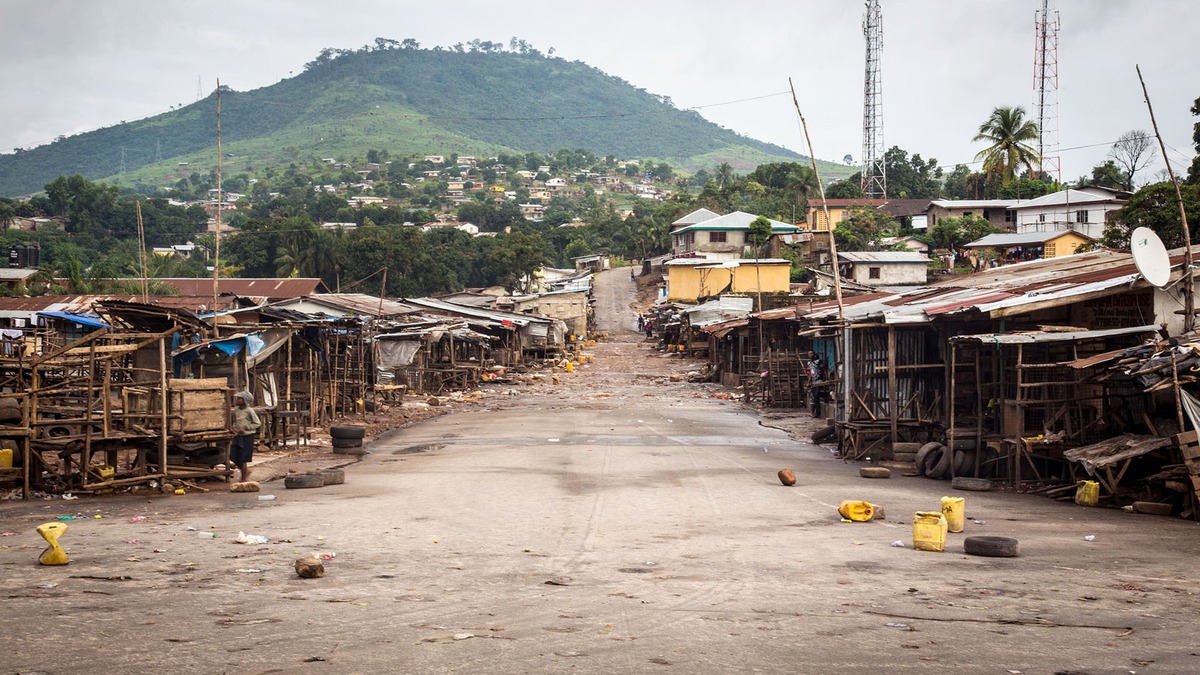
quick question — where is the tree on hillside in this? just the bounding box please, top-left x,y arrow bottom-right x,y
927,215 -> 999,251
714,163 -> 736,189
1189,96 -> 1200,184
973,106 -> 1040,185
942,165 -> 972,199
825,178 -> 865,199
1108,130 -> 1155,190
1080,160 -> 1125,190
746,216 -> 773,257
1103,182 -> 1200,249
833,208 -> 897,252
883,146 -> 943,198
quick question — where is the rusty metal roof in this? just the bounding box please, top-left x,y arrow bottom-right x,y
780,248 -> 1153,324
139,278 -> 327,298
0,295 -> 239,314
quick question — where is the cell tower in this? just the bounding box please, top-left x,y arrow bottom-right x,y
196,76 -> 203,102
1033,0 -> 1060,181
861,0 -> 886,199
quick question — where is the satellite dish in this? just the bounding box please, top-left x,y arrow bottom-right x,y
1131,227 -> 1171,288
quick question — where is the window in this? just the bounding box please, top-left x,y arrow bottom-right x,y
709,231 -> 727,243
1075,210 -> 1089,223
1038,213 -> 1046,223
1044,243 -> 1056,257
868,267 -> 881,279
1005,210 -> 1016,224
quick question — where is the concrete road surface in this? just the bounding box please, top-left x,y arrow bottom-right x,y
2,269 -> 1199,673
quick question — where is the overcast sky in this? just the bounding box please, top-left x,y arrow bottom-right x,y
1,0 -> 1195,184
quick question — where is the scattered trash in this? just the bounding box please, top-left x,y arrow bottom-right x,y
257,495 -> 276,501
547,438 -> 560,443
198,532 -> 216,539
973,520 -> 986,525
295,556 -> 325,579
185,526 -> 198,531
236,532 -> 270,545
885,623 -> 909,629
544,577 -> 574,586
453,633 -> 475,641
153,549 -> 167,553
55,516 -> 75,521
129,516 -> 147,522
236,568 -> 267,573
891,540 -> 906,548
37,582 -> 58,589
316,551 -> 336,561
125,538 -> 141,544
93,515 -> 102,519
1084,535 -> 1096,542
0,532 -> 15,536
303,657 -> 327,663
62,493 -> 78,500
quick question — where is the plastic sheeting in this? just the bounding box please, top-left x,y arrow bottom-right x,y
376,339 -> 423,367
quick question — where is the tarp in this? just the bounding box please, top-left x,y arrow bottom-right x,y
376,338 -> 423,367
37,311 -> 109,329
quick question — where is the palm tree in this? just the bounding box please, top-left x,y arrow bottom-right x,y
973,106 -> 1041,184
714,163 -> 736,190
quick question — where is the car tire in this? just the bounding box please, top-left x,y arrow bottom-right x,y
332,445 -> 368,456
318,468 -> 345,485
915,442 -> 944,475
330,425 -> 366,440
963,535 -> 1019,558
811,425 -> 836,443
925,446 -> 952,479
951,476 -> 993,492
284,473 -> 325,489
331,437 -> 363,449
860,466 -> 891,479
952,450 -> 977,478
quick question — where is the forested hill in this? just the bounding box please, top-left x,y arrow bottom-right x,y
0,43 -> 827,196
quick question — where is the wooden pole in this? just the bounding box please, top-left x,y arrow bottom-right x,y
1136,65 -> 1194,333
887,326 -> 897,445
159,338 -> 169,479
212,78 -> 223,314
136,200 -> 149,302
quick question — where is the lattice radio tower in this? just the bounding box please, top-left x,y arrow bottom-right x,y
1033,0 -> 1060,182
861,0 -> 886,199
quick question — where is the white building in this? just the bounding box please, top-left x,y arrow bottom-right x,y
1011,186 -> 1129,240
837,251 -> 929,287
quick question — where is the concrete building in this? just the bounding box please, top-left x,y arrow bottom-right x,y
837,252 -> 929,287
666,258 -> 791,303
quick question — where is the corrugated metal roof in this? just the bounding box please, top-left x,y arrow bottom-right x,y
671,211 -> 797,234
0,268 -> 39,280
405,297 -> 552,325
671,208 -> 721,226
838,252 -> 929,263
147,278 -> 326,297
951,324 -> 1158,344
967,230 -> 1092,247
680,297 -> 754,328
793,248 -> 1152,323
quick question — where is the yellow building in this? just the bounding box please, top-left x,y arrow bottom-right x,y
965,230 -> 1093,260
666,259 -> 792,303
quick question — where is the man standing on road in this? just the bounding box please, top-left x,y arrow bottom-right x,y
230,392 -> 260,482
805,351 -> 825,418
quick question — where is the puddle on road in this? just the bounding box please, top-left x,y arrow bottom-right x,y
392,443 -> 444,455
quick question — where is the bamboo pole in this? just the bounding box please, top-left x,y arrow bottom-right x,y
136,200 -> 149,302
212,78 -> 223,313
1136,65 -> 1193,333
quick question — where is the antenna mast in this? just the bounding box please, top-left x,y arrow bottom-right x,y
1033,0 -> 1060,182
861,0 -> 886,199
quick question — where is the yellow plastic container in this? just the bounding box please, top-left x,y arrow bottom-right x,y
0,447 -> 12,468
94,464 -> 114,480
913,511 -> 948,551
37,521 -> 70,565
564,361 -> 574,373
941,496 -> 965,533
1075,480 -> 1099,507
838,500 -> 875,522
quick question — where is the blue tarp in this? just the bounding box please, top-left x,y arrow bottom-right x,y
37,311 -> 109,329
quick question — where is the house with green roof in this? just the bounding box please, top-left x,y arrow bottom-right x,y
669,210 -> 799,261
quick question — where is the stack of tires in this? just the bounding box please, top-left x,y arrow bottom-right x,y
330,425 -> 367,456
0,397 -> 23,426
915,441 -> 997,489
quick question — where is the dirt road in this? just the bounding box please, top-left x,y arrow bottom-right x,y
2,269 -> 1199,673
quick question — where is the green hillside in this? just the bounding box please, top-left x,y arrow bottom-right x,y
0,45 -> 851,196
